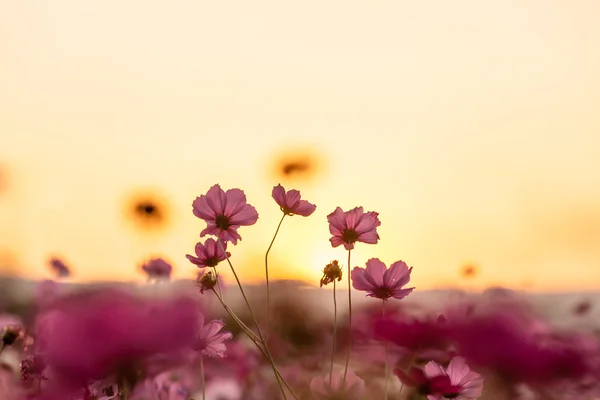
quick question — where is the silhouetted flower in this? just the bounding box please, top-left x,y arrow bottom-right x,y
320,260 -> 343,287
351,258 -> 414,300
192,184 -> 258,245
327,206 -> 380,250
196,271 -> 219,294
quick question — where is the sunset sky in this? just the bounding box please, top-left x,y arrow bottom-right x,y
1,0 -> 600,291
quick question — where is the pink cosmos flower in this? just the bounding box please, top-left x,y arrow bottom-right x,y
141,258 -> 172,280
327,206 -> 381,250
193,314 -> 232,358
351,258 -> 414,300
424,357 -> 483,400
192,184 -> 258,245
186,238 -> 230,269
310,370 -> 366,400
48,257 -> 70,278
271,184 -> 316,216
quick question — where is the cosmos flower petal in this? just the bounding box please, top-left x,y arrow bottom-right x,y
447,356 -> 471,386
224,188 -> 248,216
293,200 -> 317,216
424,361 -> 446,378
384,261 -> 411,287
357,230 -> 379,244
391,287 -> 414,300
272,184 -> 287,206
351,267 -> 375,291
204,185 -> 227,215
365,258 -> 386,286
354,211 -> 381,234
345,207 -> 363,229
228,204 -> 259,226
327,207 -> 347,232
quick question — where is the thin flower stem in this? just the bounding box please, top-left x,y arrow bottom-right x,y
215,239 -> 295,400
0,343 -> 4,357
329,278 -> 338,387
342,249 -> 352,386
200,355 -> 206,400
211,288 -> 297,399
383,300 -> 388,400
212,266 -> 223,298
265,213 -> 286,342
399,350 -> 419,396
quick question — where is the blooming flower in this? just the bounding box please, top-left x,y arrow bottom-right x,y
186,238 -> 230,269
310,369 -> 366,400
48,257 -> 70,278
406,356 -> 483,400
327,206 -> 381,250
193,314 -> 232,358
320,260 -> 343,287
192,184 -> 258,245
141,258 -> 172,280
351,258 -> 414,300
271,184 -> 316,216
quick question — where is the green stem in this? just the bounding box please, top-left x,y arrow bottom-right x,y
342,249 -> 352,386
216,238 -> 294,400
329,278 -> 338,387
265,214 -> 286,342
211,288 -> 296,399
212,266 -> 223,298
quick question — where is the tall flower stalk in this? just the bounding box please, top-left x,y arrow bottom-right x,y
342,249 -> 352,385
319,260 -> 343,387
264,213 -> 286,340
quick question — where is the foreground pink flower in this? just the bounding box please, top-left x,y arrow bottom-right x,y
141,258 -> 172,280
395,357 -> 483,400
193,314 -> 232,358
327,206 -> 381,250
351,258 -> 414,300
186,238 -> 230,269
192,184 -> 258,245
310,369 -> 365,400
272,184 -> 316,216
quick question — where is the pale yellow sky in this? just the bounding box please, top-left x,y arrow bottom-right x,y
1,0 -> 600,290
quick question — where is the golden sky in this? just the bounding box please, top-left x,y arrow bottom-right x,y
1,0 -> 600,291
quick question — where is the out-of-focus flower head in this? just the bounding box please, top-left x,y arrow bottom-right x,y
35,289 -> 200,385
130,375 -> 191,400
141,257 -> 172,281
395,356 -> 483,400
20,355 -> 46,383
192,184 -> 258,245
193,314 -> 232,358
310,369 -> 366,400
186,238 -> 230,269
48,257 -> 70,278
271,184 -> 316,216
373,314 -> 449,353
351,258 -> 414,301
327,206 -> 381,250
445,306 -> 590,385
320,260 -> 343,287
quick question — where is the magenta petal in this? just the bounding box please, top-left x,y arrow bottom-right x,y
272,184 -> 286,207
330,236 -> 345,248
357,230 -> 379,244
345,207 -> 363,229
285,189 -> 301,207
192,196 -> 215,220
391,287 -> 414,300
365,258 -> 386,286
224,188 -> 248,217
204,184 -> 227,215
384,261 -> 411,287
354,211 -> 381,234
294,200 -> 316,217
327,207 -> 347,232
229,204 -> 258,226
351,267 -> 374,291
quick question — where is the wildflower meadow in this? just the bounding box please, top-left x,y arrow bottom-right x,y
0,183 -> 598,400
